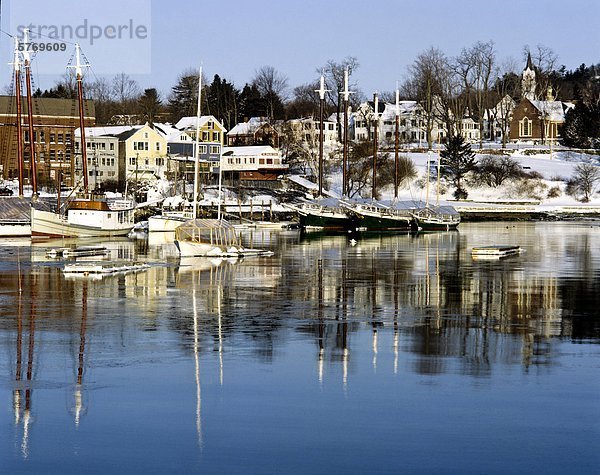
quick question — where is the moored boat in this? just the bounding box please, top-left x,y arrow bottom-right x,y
174,218 -> 273,257
290,197 -> 352,232
411,205 -> 461,231
31,193 -> 135,238
342,199 -> 415,233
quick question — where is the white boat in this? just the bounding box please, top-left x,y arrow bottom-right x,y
30,46 -> 136,239
148,209 -> 194,232
31,193 -> 135,238
174,219 -> 273,257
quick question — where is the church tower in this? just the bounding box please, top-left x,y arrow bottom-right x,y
521,52 -> 537,101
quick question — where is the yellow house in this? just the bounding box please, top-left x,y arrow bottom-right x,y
116,123 -> 168,184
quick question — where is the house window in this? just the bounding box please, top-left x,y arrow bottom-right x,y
200,145 -> 207,154
58,134 -> 63,143
210,145 -> 219,154
50,133 -> 56,143
110,143 -> 115,151
520,117 -> 531,137
156,142 -> 160,151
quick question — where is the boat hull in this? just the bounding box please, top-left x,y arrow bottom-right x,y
350,213 -> 414,232
298,212 -> 351,231
148,215 -> 188,232
31,208 -> 134,238
413,218 -> 460,231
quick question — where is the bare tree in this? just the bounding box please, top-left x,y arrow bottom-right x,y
252,65 -> 288,122
405,47 -> 454,149
320,56 -> 360,141
491,59 -> 519,148
568,163 -> 600,202
112,73 -> 141,103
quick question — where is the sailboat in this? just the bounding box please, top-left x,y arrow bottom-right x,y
0,37 -> 31,237
341,91 -> 414,233
148,69 -> 204,233
173,67 -> 271,257
410,137 -> 460,231
30,44 -> 135,238
291,74 -> 352,232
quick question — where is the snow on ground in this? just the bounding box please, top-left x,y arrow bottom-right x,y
325,149 -> 600,207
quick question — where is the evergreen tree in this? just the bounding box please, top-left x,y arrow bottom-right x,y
168,69 -> 201,123
138,88 -> 162,125
238,84 -> 264,120
206,74 -> 240,130
440,134 -> 476,199
563,104 -> 600,148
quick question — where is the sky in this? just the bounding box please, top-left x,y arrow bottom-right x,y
1,0 -> 599,101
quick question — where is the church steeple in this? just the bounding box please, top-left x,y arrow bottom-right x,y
522,53 -> 536,101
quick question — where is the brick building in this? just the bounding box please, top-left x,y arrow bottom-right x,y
0,96 -> 95,187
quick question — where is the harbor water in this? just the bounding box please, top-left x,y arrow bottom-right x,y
1,222 -> 598,473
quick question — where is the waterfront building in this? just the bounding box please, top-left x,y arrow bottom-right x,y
0,96 -> 95,187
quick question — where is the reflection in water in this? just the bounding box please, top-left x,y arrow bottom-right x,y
0,222 -> 598,471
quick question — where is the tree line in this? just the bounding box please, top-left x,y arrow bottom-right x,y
33,43 -> 599,148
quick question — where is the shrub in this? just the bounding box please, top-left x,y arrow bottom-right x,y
547,186 -> 561,199
476,155 -> 523,187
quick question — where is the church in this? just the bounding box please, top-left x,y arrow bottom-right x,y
509,54 -> 574,144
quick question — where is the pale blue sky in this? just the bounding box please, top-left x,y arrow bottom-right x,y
2,0 -> 599,99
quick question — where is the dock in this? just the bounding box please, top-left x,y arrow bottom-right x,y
62,262 -> 150,276
471,245 -> 521,259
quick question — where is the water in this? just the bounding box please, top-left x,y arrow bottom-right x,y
1,222 -> 598,473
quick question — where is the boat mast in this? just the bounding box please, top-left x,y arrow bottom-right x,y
70,44 -> 90,193
12,38 -> 24,197
315,73 -> 328,197
394,85 -> 399,200
372,92 -> 379,200
22,29 -> 37,196
342,68 -> 352,198
193,67 -> 202,219
426,150 -> 431,209
437,131 -> 441,207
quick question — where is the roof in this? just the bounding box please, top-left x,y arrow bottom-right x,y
75,125 -> 137,138
222,145 -> 279,156
175,115 -> 224,131
0,96 -> 95,118
529,100 -> 574,122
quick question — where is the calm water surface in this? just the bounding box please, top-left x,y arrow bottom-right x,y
1,222 -> 598,473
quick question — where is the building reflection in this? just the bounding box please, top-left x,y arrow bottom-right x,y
1,223 -> 599,458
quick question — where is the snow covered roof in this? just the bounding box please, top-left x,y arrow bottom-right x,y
380,101 -> 420,120
222,145 -> 279,156
153,122 -> 181,139
175,115 -> 224,131
529,100 -> 573,122
75,125 -> 139,138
